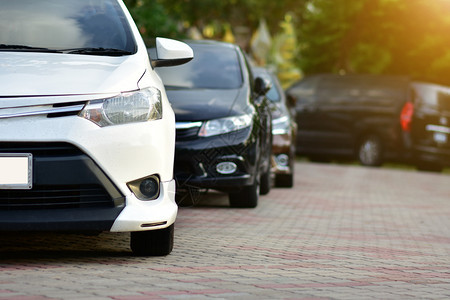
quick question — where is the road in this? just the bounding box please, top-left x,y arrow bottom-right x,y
1,161 -> 450,299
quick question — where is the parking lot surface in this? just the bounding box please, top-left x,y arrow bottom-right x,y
1,161 -> 450,299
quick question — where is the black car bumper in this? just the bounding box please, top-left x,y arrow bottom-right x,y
0,142 -> 125,231
174,128 -> 258,192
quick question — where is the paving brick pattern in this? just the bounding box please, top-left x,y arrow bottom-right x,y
1,162 -> 450,299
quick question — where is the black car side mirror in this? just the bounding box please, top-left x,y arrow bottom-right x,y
287,94 -> 297,107
254,77 -> 271,96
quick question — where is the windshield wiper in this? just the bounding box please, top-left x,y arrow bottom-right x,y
164,85 -> 191,90
0,44 -> 62,53
64,47 -> 133,56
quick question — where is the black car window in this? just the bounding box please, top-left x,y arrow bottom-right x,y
156,44 -> 243,89
266,81 -> 281,102
0,0 -> 136,55
265,76 -> 281,102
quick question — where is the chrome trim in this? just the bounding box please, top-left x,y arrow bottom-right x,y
175,121 -> 203,129
0,104 -> 85,119
426,124 -> 450,134
140,221 -> 167,228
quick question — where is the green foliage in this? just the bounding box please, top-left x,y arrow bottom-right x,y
154,0 -> 307,38
123,0 -> 182,44
349,43 -> 392,74
298,0 -> 450,85
123,0 -> 450,86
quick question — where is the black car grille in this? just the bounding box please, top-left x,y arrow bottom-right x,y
0,142 -> 123,211
176,127 -> 200,141
0,185 -> 112,210
47,101 -> 86,118
0,142 -> 83,156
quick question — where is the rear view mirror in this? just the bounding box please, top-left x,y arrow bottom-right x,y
254,77 -> 271,96
151,38 -> 194,68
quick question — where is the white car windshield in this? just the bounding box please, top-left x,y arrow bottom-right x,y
0,0 -> 136,55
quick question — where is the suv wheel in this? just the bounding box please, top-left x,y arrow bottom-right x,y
130,224 -> 174,256
229,181 -> 259,208
358,135 -> 383,166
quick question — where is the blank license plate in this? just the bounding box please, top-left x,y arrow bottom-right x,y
0,154 -> 32,189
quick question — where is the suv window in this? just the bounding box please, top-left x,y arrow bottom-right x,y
317,77 -> 361,105
413,83 -> 450,113
438,92 -> 450,112
288,75 -> 320,105
0,0 -> 136,55
317,76 -> 407,106
412,83 -> 439,108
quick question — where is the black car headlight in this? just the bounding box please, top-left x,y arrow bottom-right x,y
198,114 -> 252,137
272,116 -> 290,135
79,87 -> 162,127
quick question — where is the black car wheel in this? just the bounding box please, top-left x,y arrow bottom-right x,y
275,173 -> 294,188
259,167 -> 271,195
130,224 -> 174,256
229,181 -> 259,208
358,135 -> 383,166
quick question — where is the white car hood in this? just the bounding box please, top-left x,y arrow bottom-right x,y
0,52 -> 145,97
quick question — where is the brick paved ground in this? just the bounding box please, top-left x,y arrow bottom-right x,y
0,161 -> 449,299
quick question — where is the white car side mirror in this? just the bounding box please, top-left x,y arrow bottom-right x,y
151,38 -> 193,68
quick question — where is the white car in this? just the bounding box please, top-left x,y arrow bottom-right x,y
0,0 -> 193,256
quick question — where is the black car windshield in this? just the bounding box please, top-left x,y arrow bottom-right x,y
156,44 -> 243,89
266,83 -> 281,102
0,0 -> 136,55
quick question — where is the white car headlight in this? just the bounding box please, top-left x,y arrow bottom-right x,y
272,116 -> 290,135
198,114 -> 252,137
79,87 -> 162,127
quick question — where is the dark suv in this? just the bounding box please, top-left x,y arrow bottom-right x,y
410,82 -> 450,172
287,74 -> 413,166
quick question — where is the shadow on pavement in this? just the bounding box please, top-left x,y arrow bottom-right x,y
176,190 -> 231,208
0,231 -> 132,261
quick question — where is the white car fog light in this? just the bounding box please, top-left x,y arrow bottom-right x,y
275,154 -> 289,167
127,175 -> 160,200
140,178 -> 159,198
216,162 -> 237,175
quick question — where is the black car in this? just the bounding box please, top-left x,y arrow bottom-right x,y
154,40 -> 272,208
253,67 -> 297,187
287,74 -> 413,166
410,82 -> 450,172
